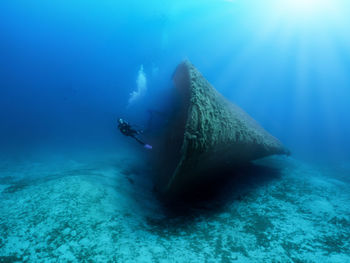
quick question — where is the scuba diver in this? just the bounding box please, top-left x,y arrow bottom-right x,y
117,118 -> 152,149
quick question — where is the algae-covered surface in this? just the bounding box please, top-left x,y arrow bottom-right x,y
166,61 -> 289,195
0,154 -> 349,262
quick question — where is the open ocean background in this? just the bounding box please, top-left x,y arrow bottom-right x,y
1,1 -> 350,262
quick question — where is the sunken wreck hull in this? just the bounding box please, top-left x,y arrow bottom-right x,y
155,61 -> 289,198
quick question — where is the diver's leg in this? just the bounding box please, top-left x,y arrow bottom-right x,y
131,135 -> 152,149
132,135 -> 146,145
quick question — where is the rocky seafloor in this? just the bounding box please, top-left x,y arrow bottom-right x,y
0,153 -> 349,263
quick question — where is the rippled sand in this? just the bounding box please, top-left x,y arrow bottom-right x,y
0,154 -> 349,262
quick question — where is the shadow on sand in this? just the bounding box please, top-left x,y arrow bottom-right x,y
161,163 -> 282,214
128,160 -> 286,233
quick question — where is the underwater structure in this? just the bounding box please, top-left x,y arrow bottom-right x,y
155,61 -> 289,198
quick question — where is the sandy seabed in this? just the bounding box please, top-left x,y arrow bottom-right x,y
0,152 -> 349,263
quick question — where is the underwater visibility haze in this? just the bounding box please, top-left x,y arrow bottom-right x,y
1,0 -> 350,262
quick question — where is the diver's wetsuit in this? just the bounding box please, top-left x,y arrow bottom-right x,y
118,121 -> 145,146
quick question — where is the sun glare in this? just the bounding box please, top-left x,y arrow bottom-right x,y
273,0 -> 342,24
284,0 -> 325,14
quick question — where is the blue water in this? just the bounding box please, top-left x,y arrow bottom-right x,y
1,0 -> 350,164
1,1 -> 350,262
